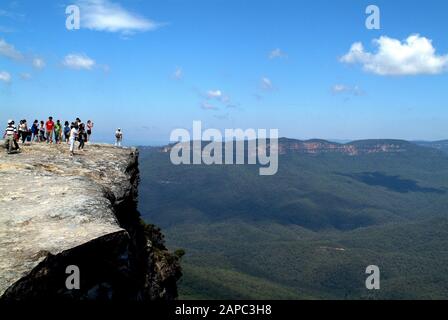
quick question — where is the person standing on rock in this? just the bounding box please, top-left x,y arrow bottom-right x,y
69,122 -> 79,156
23,120 -> 30,144
18,120 -> 28,144
3,120 -> 19,154
115,128 -> 123,147
86,120 -> 94,143
78,123 -> 86,150
54,120 -> 62,144
63,121 -> 71,144
39,120 -> 46,142
45,117 -> 55,144
31,120 -> 39,142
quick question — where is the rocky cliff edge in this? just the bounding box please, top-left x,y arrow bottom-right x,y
0,143 -> 181,301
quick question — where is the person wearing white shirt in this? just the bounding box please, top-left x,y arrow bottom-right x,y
69,123 -> 79,156
115,128 -> 123,147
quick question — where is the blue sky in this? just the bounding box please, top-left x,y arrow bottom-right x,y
1,0 -> 448,145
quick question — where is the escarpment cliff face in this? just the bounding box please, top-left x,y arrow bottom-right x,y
158,138 -> 420,158
0,143 -> 181,301
277,138 -> 413,155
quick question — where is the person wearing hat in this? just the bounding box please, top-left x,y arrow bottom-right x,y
115,128 -> 123,147
3,120 -> 18,154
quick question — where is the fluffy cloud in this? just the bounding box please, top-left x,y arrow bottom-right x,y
269,48 -> 287,59
32,58 -> 45,69
63,54 -> 96,70
1,39 -> 46,69
207,90 -> 222,99
341,34 -> 448,76
0,38 -> 23,60
196,88 -> 236,110
77,0 -> 162,34
0,71 -> 11,83
206,89 -> 230,103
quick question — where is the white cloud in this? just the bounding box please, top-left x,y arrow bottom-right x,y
206,89 -> 230,103
63,54 -> 96,70
269,48 -> 287,59
261,77 -> 273,91
332,84 -> 364,96
201,102 -> 219,110
332,84 -> 349,94
0,71 -> 11,83
173,67 -> 183,80
77,0 -> 162,34
341,34 -> 448,76
32,57 -> 45,69
207,90 -> 223,99
0,39 -> 45,69
0,38 -> 23,60
196,88 -> 234,109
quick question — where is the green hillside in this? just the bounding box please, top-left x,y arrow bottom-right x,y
138,139 -> 448,299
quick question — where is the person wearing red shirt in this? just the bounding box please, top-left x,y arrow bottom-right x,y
45,116 -> 55,144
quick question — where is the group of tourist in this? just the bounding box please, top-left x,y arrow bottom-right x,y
3,117 -> 95,156
3,117 -> 125,155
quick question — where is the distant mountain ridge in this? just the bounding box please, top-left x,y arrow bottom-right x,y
414,140 -> 448,154
277,138 -> 417,156
149,138 -> 446,157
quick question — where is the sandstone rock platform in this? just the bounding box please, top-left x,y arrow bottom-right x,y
0,142 -> 181,300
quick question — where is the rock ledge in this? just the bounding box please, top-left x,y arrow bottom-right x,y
0,143 -> 181,300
